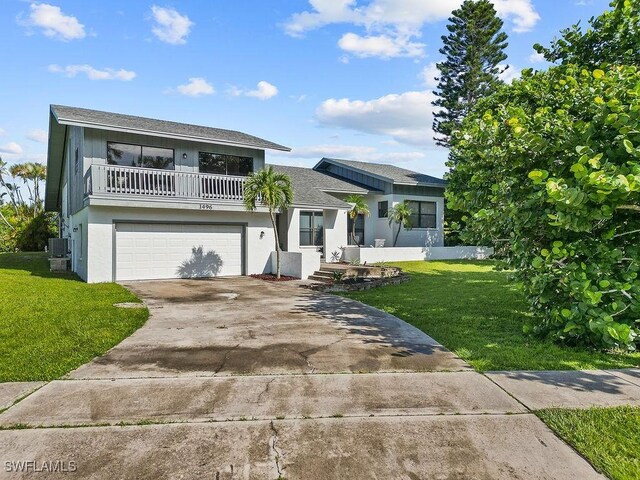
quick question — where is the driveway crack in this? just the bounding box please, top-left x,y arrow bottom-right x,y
256,377 -> 277,404
270,420 -> 285,479
214,343 -> 240,374
285,347 -> 317,374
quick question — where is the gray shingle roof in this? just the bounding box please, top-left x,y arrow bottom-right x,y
51,105 -> 290,151
316,157 -> 446,186
270,164 -> 368,209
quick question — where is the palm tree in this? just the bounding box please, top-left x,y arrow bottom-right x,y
29,163 -> 47,214
9,163 -> 30,205
389,201 -> 414,247
244,166 -> 293,279
345,194 -> 370,246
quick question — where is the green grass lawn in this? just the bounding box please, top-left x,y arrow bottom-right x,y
0,253 -> 148,382
538,406 -> 640,480
342,260 -> 640,371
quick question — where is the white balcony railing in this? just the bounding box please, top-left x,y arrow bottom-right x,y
84,164 -> 247,202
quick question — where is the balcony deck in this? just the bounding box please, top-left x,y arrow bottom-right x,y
84,164 -> 247,203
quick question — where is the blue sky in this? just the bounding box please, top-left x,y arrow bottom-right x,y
0,0 -> 612,178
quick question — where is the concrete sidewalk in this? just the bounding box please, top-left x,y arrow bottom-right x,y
486,369 -> 640,410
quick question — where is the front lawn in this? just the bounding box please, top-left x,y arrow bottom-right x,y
0,253 -> 148,382
537,406 -> 640,480
342,261 -> 640,371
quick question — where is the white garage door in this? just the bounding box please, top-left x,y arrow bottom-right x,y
115,223 -> 243,281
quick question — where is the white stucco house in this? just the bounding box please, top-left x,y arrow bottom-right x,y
45,105 -> 447,283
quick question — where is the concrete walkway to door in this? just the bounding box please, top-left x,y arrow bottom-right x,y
0,278 -> 604,479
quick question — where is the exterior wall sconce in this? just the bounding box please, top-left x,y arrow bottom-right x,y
260,231 -> 265,239
182,153 -> 188,160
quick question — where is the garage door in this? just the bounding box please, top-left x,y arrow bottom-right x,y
115,223 -> 243,281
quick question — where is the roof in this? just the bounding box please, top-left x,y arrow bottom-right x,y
270,164 -> 368,209
50,105 -> 291,152
314,157 -> 446,187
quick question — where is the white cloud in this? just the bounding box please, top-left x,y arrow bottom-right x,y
284,0 -> 540,59
338,32 -> 425,58
247,81 -> 279,100
27,129 -> 48,143
419,62 -> 440,89
498,64 -> 521,83
150,5 -> 193,45
20,3 -> 85,41
0,142 -> 24,155
230,81 -> 279,100
492,0 -> 540,33
528,51 -> 545,63
316,90 -> 437,146
48,64 -> 136,81
174,77 -> 215,96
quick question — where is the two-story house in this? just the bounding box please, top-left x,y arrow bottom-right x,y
45,105 -> 446,282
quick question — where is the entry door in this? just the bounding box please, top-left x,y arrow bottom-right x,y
115,223 -> 243,281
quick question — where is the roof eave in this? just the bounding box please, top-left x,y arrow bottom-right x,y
55,117 -> 292,152
44,110 -> 66,212
314,157 -> 393,184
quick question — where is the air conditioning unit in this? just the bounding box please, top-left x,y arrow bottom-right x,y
48,238 -> 69,258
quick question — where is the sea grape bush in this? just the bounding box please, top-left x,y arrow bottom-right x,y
447,64 -> 640,350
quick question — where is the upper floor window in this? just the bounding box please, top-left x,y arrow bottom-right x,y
408,201 -> 437,229
107,142 -> 175,170
74,147 -> 79,174
199,152 -> 253,176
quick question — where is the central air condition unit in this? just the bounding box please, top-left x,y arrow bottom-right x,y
48,238 -> 69,258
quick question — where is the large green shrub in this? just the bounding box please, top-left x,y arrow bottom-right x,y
447,64 -> 640,350
0,205 -> 57,252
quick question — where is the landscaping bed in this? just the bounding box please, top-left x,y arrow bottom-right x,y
0,253 -> 149,382
250,273 -> 299,282
307,273 -> 410,292
341,260 -> 640,371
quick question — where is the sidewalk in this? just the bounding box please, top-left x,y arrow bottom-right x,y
485,369 -> 640,410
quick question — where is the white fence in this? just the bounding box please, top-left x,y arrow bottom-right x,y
342,246 -> 494,264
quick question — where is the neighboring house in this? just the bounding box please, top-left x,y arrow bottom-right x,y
45,105 -> 445,283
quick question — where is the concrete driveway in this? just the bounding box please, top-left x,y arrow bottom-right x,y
69,277 -> 469,378
0,278 -> 602,479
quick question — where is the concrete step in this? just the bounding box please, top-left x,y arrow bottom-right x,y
312,271 -> 334,278
308,274 -> 333,283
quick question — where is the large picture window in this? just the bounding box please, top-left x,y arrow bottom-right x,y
300,211 -> 323,247
199,152 -> 253,176
107,142 -> 174,170
408,201 -> 437,229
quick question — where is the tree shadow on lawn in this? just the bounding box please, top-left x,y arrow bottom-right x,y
0,252 -> 82,282
341,269 -> 640,372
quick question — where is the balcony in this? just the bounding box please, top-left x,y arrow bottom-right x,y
84,164 -> 247,202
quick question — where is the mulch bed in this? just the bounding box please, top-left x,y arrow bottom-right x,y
250,274 -> 300,282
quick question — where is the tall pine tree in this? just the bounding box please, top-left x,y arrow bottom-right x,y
432,0 -> 509,148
